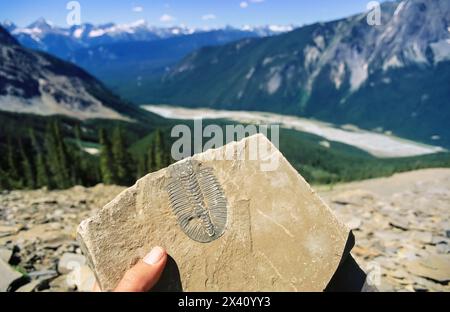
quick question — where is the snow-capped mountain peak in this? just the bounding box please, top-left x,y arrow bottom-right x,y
2,18 -> 296,61
1,20 -> 16,31
27,17 -> 54,30
241,24 -> 295,35
4,18 -> 295,43
88,19 -> 149,37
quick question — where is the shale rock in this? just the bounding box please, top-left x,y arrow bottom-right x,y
320,168 -> 450,292
78,134 -> 350,292
58,253 -> 87,274
0,184 -> 125,292
0,247 -> 12,263
0,258 -> 22,292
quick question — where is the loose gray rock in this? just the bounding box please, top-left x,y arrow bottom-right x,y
58,253 -> 87,274
0,258 -> 22,292
0,247 -> 12,263
66,265 -> 96,292
320,168 -> 450,292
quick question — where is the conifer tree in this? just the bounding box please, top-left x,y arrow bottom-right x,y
19,139 -> 35,189
153,129 -> 166,170
165,145 -> 172,167
99,128 -> 116,185
111,127 -> 132,185
55,122 -> 71,187
29,129 -> 49,188
147,143 -> 156,173
44,125 -> 57,189
6,137 -> 22,189
74,124 -> 82,148
0,168 -> 9,191
6,137 -> 19,183
35,153 -> 50,188
72,123 -> 85,186
137,154 -> 147,179
45,121 -> 71,189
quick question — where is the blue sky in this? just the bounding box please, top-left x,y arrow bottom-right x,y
1,0 -> 388,28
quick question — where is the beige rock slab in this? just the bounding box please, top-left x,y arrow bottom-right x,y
0,225 -> 23,238
0,258 -> 22,292
406,255 -> 450,283
78,134 -> 350,292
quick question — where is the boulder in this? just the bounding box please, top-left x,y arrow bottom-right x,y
77,134 -> 350,291
0,225 -> 22,238
331,190 -> 376,206
66,265 -> 96,292
0,247 -> 13,263
58,253 -> 87,274
406,255 -> 450,283
0,258 -> 22,292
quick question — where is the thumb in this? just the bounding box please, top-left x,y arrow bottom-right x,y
114,246 -> 167,292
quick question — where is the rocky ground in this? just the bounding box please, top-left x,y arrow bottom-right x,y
319,168 -> 450,292
0,185 -> 126,292
0,169 -> 449,292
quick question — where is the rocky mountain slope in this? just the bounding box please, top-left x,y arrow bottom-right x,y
0,169 -> 448,292
0,26 -> 142,120
145,0 -> 450,148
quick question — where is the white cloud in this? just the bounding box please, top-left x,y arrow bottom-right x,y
240,0 -> 264,9
132,5 -> 144,13
202,14 -> 217,21
240,2 -> 249,9
160,14 -> 176,23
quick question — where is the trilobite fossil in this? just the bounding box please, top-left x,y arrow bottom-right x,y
166,159 -> 228,243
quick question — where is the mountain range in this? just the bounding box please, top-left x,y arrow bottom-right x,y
142,0 -> 450,148
68,28 -> 271,93
3,18 -> 294,59
2,19 -> 294,95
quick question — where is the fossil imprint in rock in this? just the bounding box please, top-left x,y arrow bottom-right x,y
167,159 -> 228,243
77,135 -> 352,291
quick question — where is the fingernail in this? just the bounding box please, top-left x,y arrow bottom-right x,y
143,247 -> 165,265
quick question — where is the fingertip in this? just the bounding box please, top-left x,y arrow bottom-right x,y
143,246 -> 166,266
114,247 -> 168,292
93,281 -> 101,292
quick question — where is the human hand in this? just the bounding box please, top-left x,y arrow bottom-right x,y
94,246 -> 168,292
